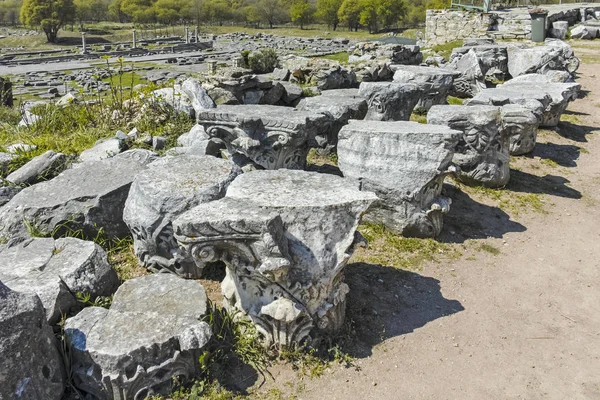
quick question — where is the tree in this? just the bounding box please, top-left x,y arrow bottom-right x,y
109,0 -> 127,22
74,0 -> 91,28
290,0 -> 313,29
20,0 -> 76,43
358,0 -> 377,33
257,0 -> 286,28
120,0 -> 155,23
203,0 -> 230,25
377,0 -> 405,29
154,0 -> 190,25
315,0 -> 341,30
337,0 -> 360,31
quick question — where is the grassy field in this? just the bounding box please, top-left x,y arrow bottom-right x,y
0,23 -> 420,52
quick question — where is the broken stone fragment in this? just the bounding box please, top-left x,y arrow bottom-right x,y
498,80 -> 580,127
444,49 -> 486,98
358,81 -> 421,121
0,237 -> 119,324
0,156 -> 148,241
0,282 -> 65,400
197,105 -> 330,170
391,65 -> 456,111
65,274 -> 211,400
124,154 -> 241,278
337,120 -> 461,237
173,169 -> 377,347
501,104 -> 539,156
5,150 -> 67,186
428,105 -> 509,188
296,89 -> 367,151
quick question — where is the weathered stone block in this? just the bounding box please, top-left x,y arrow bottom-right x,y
338,120 -> 461,237
428,105 -> 509,188
501,104 -> 539,156
197,105 -> 330,170
65,274 -> 211,400
6,150 -> 67,186
445,48 -> 486,98
391,65 -> 456,111
0,282 -> 65,400
358,82 -> 421,121
173,170 -> 376,347
0,237 -> 119,324
123,155 -> 241,277
296,90 -> 367,151
0,156 -> 147,241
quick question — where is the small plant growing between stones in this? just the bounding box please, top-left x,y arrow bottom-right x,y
76,292 -> 113,308
248,48 -> 279,74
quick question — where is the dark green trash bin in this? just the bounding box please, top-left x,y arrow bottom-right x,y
530,12 -> 548,42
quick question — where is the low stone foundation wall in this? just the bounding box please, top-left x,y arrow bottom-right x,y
426,4 -> 600,46
425,10 -> 494,46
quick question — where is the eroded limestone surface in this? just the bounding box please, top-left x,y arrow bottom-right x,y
197,105 -> 330,169
173,170 -> 376,347
358,81 -> 421,121
428,105 -> 509,188
123,155 -> 241,278
337,120 -> 461,237
65,274 -> 211,400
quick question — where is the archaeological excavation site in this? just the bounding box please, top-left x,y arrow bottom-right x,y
1,0 -> 600,398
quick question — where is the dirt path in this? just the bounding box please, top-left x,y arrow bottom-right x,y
249,44 -> 600,400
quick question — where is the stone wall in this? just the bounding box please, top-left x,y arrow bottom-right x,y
426,4 -> 600,46
425,10 -> 493,46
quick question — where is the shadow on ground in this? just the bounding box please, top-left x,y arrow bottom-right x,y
439,183 -> 526,243
56,36 -> 111,46
507,170 -> 582,199
343,262 -> 463,358
532,142 -> 581,167
555,121 -> 598,142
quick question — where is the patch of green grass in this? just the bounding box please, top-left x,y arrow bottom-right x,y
107,237 -> 147,281
410,113 -> 427,124
477,243 -> 501,256
499,193 -> 547,216
353,222 -> 461,270
447,96 -> 464,105
301,87 -> 319,97
560,114 -> 581,124
453,180 -> 548,217
540,158 -> 559,168
429,39 -> 463,61
101,70 -> 147,87
319,52 -> 349,64
306,148 -> 338,166
579,146 -> 589,154
75,292 -> 113,308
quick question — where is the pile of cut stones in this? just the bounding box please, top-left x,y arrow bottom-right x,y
0,36 -> 581,399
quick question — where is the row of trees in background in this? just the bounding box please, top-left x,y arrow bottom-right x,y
10,0 -> 449,43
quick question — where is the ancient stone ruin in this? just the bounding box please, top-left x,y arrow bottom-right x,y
337,120 -> 460,237
0,29 -> 586,398
173,169 -> 376,346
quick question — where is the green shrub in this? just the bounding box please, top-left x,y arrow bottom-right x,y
248,48 -> 279,74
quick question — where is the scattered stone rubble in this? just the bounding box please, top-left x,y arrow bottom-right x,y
0,34 -> 586,396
